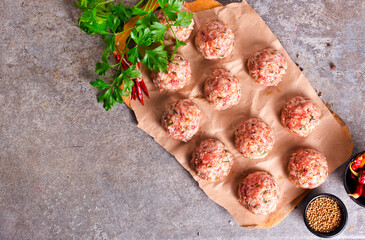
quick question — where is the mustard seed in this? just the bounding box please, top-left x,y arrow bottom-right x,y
306,197 -> 342,233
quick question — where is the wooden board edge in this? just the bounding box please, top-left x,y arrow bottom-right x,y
256,191 -> 309,229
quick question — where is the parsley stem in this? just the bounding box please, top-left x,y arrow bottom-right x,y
97,0 -> 116,7
121,36 -> 132,61
161,10 -> 179,60
115,27 -> 134,36
150,1 -> 158,11
134,0 -> 146,8
143,0 -> 153,11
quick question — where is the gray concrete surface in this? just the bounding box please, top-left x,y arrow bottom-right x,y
0,0 -> 364,239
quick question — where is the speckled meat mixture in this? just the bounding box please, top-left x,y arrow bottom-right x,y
281,96 -> 321,137
161,99 -> 201,142
238,171 -> 280,215
247,48 -> 287,86
288,148 -> 328,189
234,118 -> 275,159
151,54 -> 192,92
191,139 -> 234,181
204,69 -> 241,111
156,6 -> 194,42
195,20 -> 235,59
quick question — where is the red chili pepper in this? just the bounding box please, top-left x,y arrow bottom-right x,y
135,80 -> 144,105
131,81 -> 136,100
139,79 -> 150,98
349,182 -> 363,199
121,58 -> 129,70
358,170 -> 365,184
114,54 -> 121,62
351,154 -> 365,171
133,79 -> 137,100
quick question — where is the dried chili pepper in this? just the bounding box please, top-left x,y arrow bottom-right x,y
121,57 -> 129,70
114,54 -> 121,62
139,79 -> 150,98
135,80 -> 144,105
131,81 -> 136,100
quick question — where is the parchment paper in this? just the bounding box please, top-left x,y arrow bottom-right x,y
130,1 -> 354,228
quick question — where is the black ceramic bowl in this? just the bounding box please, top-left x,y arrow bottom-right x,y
344,151 -> 365,207
303,194 -> 348,238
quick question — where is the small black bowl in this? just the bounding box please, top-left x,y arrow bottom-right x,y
344,151 -> 365,207
303,194 -> 348,238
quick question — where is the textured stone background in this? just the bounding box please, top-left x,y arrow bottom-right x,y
0,0 -> 364,239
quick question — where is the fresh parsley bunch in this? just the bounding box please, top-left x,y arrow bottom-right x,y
74,0 -> 193,110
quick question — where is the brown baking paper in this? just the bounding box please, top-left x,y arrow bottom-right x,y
130,1 -> 354,228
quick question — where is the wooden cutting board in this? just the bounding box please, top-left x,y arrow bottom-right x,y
114,0 -> 352,229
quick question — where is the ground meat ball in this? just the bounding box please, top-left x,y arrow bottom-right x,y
190,139 -> 234,181
161,99 -> 201,142
234,118 -> 275,159
238,171 -> 280,215
247,48 -> 287,86
195,20 -> 235,59
156,7 -> 194,42
204,69 -> 241,110
281,96 -> 321,137
288,148 -> 328,189
151,54 -> 192,92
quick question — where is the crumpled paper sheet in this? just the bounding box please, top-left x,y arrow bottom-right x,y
131,1 -> 354,228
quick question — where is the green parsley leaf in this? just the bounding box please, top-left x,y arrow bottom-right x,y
142,45 -> 168,73
107,15 -> 120,33
90,78 -> 110,90
98,87 -> 117,111
173,11 -> 193,27
102,49 -> 110,63
172,40 -> 186,59
79,21 -> 109,35
131,7 -> 148,16
127,46 -> 142,64
95,62 -> 112,76
112,4 -> 133,23
130,28 -> 152,46
159,0 -> 183,21
150,21 -> 167,42
104,35 -> 115,52
121,78 -> 134,96
80,8 -> 96,23
113,87 -> 124,104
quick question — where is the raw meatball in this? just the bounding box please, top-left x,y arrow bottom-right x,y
288,148 -> 328,189
161,99 -> 201,142
247,48 -> 287,86
234,118 -> 275,159
151,54 -> 192,92
156,7 -> 194,42
195,20 -> 235,59
281,96 -> 321,137
238,171 -> 280,215
204,69 -> 241,111
191,139 -> 234,181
